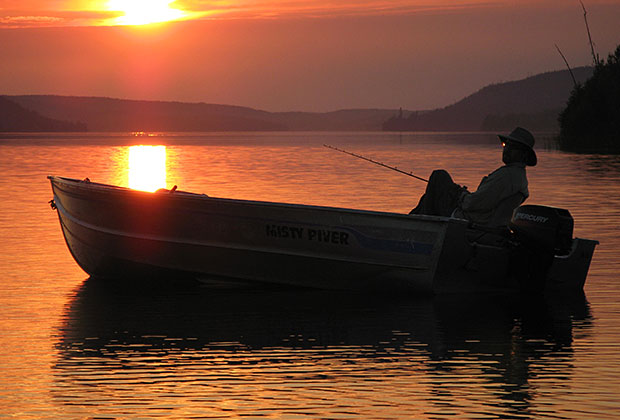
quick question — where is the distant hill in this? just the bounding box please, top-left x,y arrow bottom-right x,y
270,109 -> 399,131
8,95 -> 397,132
5,66 -> 593,133
8,96 -> 286,132
0,96 -> 86,132
383,67 -> 593,132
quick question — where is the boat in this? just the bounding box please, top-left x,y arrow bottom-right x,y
48,176 -> 598,294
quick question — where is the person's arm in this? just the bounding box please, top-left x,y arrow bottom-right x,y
460,168 -> 512,213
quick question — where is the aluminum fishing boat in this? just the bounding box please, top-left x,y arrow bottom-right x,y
48,176 -> 597,293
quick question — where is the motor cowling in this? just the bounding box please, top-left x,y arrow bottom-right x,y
509,205 -> 574,255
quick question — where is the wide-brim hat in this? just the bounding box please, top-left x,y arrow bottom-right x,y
498,126 -> 537,166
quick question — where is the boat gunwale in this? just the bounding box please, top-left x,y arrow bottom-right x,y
48,175 -> 463,226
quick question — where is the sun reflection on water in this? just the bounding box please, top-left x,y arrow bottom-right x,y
128,145 -> 167,192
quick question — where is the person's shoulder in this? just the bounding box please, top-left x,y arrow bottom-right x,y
502,163 -> 527,173
490,164 -> 517,175
488,163 -> 525,180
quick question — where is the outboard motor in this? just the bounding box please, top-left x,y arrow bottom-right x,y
508,205 -> 575,291
509,205 -> 574,255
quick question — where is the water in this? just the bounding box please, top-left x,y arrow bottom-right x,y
1,132 -> 619,419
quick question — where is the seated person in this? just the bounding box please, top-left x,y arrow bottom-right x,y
410,127 -> 537,227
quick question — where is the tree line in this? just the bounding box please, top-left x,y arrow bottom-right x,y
558,44 -> 620,153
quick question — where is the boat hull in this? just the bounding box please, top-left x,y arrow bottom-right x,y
49,176 -> 597,293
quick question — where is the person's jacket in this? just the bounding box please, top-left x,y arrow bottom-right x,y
454,162 -> 529,226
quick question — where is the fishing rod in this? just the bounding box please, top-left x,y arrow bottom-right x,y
323,144 -> 428,183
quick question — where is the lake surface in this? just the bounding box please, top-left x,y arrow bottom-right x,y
1,131 -> 619,419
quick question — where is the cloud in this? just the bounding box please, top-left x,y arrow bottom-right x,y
4,0 -> 613,28
0,15 -> 64,27
177,0 -> 499,19
0,9 -> 117,28
0,0 -> 498,28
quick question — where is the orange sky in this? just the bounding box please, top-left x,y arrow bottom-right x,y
1,1 -> 619,111
0,1 -> 522,27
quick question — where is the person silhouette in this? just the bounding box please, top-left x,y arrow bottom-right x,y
410,127 -> 537,227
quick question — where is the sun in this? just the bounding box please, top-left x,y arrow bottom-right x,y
128,145 -> 167,192
106,0 -> 186,26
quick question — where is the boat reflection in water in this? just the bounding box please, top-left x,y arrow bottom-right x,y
53,278 -> 592,419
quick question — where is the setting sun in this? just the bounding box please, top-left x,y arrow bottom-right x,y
128,145 -> 167,192
106,0 -> 186,25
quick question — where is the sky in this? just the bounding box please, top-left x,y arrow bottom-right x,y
1,1 -> 619,112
